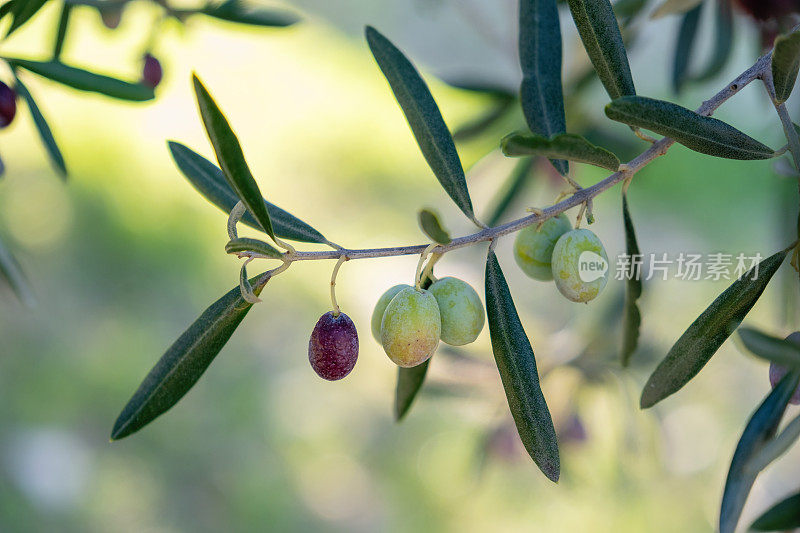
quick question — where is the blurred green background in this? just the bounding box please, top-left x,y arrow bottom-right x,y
1,1 -> 799,531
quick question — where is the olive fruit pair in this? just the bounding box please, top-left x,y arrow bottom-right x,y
0,81 -> 17,129
514,214 -> 609,303
371,277 -> 485,368
768,332 -> 800,405
308,311 -> 358,381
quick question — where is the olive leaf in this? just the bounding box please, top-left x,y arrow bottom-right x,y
201,0 -> 299,27
771,30 -> 800,105
7,59 -> 154,101
365,27 -> 476,223
621,193 -> 642,366
52,3 -> 72,61
395,360 -> 430,421
613,0 -> 648,19
692,0 -> 734,83
485,251 -> 560,481
485,158 -> 536,227
565,0 -> 636,100
672,4 -> 701,93
605,96 -> 776,160
12,74 -> 66,178
502,132 -> 620,171
738,327 -> 800,368
719,370 -> 800,533
745,411 -> 800,476
193,75 -> 276,240
167,141 -> 329,244
640,249 -> 787,409
225,237 -> 283,259
111,277 -> 266,440
6,0 -> 49,36
0,236 -> 35,307
750,491 -> 800,531
418,209 -> 451,244
518,0 -> 568,176
650,0 -> 702,19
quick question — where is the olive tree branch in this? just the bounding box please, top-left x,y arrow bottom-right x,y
238,51 -> 773,267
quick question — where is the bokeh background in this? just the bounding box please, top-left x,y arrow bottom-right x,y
1,0 -> 799,531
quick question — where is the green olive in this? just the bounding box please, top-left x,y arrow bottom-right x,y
371,284 -> 412,342
513,214 -> 572,281
380,287 -> 441,367
551,228 -> 609,303
429,277 -> 484,346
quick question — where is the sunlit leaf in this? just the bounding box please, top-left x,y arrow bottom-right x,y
193,75 -> 276,240
751,491 -> 800,531
692,0 -> 734,83
621,193 -> 641,366
771,30 -> 800,105
605,96 -> 776,160
502,132 -> 620,170
672,3 -> 701,93
518,0 -> 568,175
111,277 -> 265,440
485,158 -> 536,227
167,141 -> 328,244
365,26 -> 476,222
7,58 -> 154,101
485,250 -> 559,481
566,0 -> 636,100
395,360 -> 430,421
738,327 -> 800,368
6,0 -> 49,36
418,208 -> 451,244
719,370 -> 800,533
640,250 -> 787,408
0,235 -> 35,307
13,74 -> 66,178
201,0 -> 299,27
650,0 -> 702,19
225,237 -> 283,259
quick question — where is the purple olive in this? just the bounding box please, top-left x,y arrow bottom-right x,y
141,54 -> 163,89
308,311 -> 359,381
768,331 -> 800,405
0,81 -> 17,128
100,8 -> 122,29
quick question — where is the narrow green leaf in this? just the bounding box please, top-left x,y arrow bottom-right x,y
365,26 -> 475,221
672,4 -> 701,94
7,58 -> 154,101
651,0 -> 702,18
485,251 -> 560,481
395,359 -> 430,421
612,0 -> 648,19
485,157 -> 536,227
566,0 -> 636,100
502,132 -> 620,170
621,193 -> 642,366
605,96 -> 776,160
6,0 -> 49,36
746,411 -> 800,476
193,75 -> 276,240
202,0 -> 299,27
771,30 -> 800,105
738,327 -> 800,368
751,491 -> 800,531
0,1 -> 15,21
13,75 -> 66,178
52,2 -> 72,61
225,237 -> 282,259
640,250 -> 787,408
111,277 -> 265,440
518,0 -> 568,175
439,77 -> 516,99
0,235 -> 35,307
418,209 -> 451,244
167,141 -> 328,244
691,0 -> 734,83
719,370 -> 800,533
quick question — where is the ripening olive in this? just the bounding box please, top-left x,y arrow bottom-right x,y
551,228 -> 609,303
308,311 -> 359,381
429,277 -> 484,346
371,284 -> 412,342
142,54 -> 163,89
768,331 -> 800,405
381,287 -> 441,367
513,213 -> 572,281
0,81 -> 16,129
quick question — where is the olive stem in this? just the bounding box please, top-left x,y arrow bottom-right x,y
329,255 -> 347,316
415,244 -> 438,289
